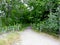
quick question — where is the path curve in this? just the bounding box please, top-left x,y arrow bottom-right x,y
0,27 -> 60,45
19,27 -> 60,45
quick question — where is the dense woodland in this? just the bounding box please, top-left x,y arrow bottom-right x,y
0,0 -> 60,36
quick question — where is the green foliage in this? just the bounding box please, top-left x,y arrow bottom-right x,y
0,0 -> 59,36
30,0 -> 59,36
0,23 -> 28,34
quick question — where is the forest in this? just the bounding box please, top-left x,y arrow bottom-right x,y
0,0 -> 60,36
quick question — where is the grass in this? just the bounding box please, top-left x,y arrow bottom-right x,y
0,23 -> 28,45
0,32 -> 20,45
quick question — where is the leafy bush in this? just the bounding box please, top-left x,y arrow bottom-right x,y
0,23 -> 28,33
0,0 -> 59,36
32,12 -> 59,36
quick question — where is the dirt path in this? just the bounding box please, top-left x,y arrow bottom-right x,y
19,28 -> 60,45
0,27 -> 60,45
